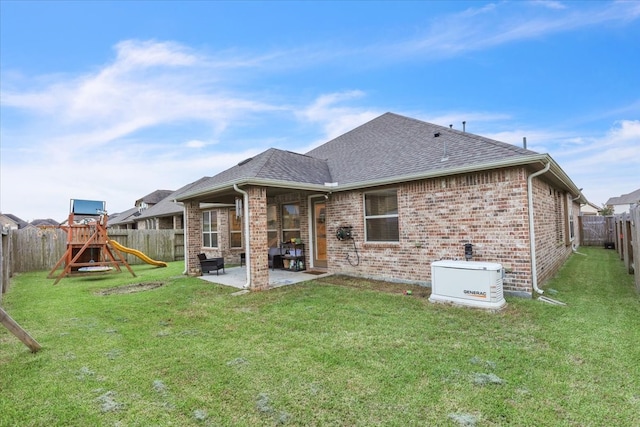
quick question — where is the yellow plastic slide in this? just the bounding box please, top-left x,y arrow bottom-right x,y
108,239 -> 167,267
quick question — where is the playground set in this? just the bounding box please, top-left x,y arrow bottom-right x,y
2,199 -> 168,353
48,199 -> 167,285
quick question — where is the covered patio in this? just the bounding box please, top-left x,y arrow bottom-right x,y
198,265 -> 330,289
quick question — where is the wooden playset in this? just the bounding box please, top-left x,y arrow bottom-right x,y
48,199 -> 136,285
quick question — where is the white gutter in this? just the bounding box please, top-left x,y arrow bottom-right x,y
527,161 -> 551,295
233,184 -> 251,289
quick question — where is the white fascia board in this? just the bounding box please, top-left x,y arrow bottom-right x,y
176,178 -> 330,201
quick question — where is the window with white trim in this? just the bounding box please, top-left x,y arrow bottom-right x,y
282,203 -> 300,242
365,189 -> 399,242
202,211 -> 218,248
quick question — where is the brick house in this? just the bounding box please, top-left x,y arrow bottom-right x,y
108,190 -> 174,230
176,112 -> 585,297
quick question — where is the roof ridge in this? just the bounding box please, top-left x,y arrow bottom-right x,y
252,148 -> 277,178
387,112 -> 534,155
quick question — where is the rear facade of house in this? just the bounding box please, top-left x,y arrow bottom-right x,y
178,113 -> 583,296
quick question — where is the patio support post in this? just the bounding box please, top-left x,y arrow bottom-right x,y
184,200 -> 203,276
246,186 -> 269,291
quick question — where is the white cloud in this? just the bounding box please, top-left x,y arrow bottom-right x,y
113,40 -> 198,69
389,1 -> 640,58
184,139 -> 209,148
296,91 -> 381,150
528,120 -> 640,206
530,1 -> 567,11
1,39 -> 280,152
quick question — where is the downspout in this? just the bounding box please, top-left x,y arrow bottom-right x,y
233,184 -> 251,289
182,203 -> 189,275
572,190 -> 585,255
527,161 -> 551,295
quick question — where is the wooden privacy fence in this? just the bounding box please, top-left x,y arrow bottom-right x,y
576,209 -> 638,292
579,215 -> 616,247
7,228 -> 184,275
614,207 -> 639,292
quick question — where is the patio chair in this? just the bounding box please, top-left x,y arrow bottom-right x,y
197,253 -> 225,275
268,247 -> 283,270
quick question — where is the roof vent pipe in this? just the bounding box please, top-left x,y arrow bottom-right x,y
449,124 -> 453,129
462,121 -> 466,132
523,137 -> 527,150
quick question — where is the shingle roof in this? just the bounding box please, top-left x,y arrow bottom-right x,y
606,188 -> 640,205
135,190 -> 174,206
184,148 -> 332,196
107,207 -> 141,226
31,218 -> 60,227
137,177 -> 211,219
305,112 -> 537,185
177,112 -> 572,201
1,213 -> 29,228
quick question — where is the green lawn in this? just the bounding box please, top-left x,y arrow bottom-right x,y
1,247 -> 639,426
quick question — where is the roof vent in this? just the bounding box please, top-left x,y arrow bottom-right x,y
462,121 -> 466,132
237,157 -> 253,166
434,132 -> 440,137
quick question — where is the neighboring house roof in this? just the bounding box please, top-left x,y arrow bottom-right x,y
0,213 -> 29,229
605,188 -> 640,206
107,207 -> 142,226
135,190 -> 174,207
137,177 -> 211,220
31,218 -> 60,227
177,112 -> 586,203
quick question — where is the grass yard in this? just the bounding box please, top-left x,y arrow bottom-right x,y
1,247 -> 639,426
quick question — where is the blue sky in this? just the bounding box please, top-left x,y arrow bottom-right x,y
1,0 -> 639,221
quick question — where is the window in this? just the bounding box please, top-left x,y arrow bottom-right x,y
229,209 -> 243,248
202,211 -> 218,248
365,189 -> 399,242
267,205 -> 279,247
282,203 -> 300,242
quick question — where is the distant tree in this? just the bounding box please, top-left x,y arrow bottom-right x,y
601,204 -> 614,216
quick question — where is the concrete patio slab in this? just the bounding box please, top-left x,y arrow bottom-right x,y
198,266 -> 329,289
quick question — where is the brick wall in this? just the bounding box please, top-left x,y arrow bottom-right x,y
327,167 -> 534,294
531,178 -> 576,286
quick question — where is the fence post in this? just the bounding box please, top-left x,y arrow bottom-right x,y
622,213 -> 633,274
616,217 -> 624,260
631,206 -> 640,292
